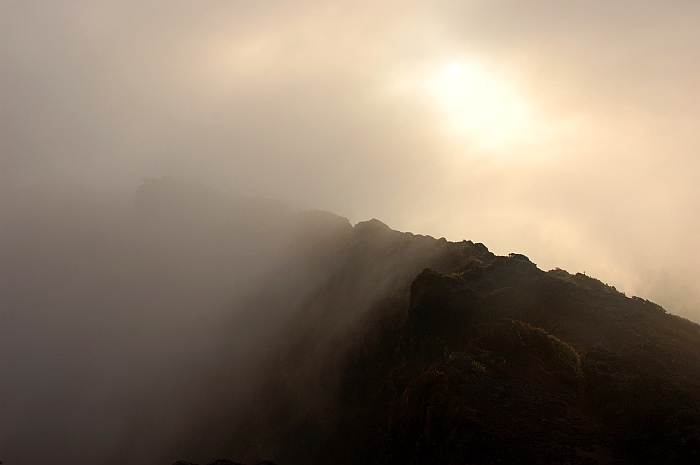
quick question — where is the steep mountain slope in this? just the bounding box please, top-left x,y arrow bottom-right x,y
175,229 -> 700,465
341,256 -> 700,464
4,179 -> 699,465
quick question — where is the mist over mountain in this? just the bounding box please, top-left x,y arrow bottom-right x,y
4,0 -> 700,323
4,2 -> 700,463
2,178 -> 700,465
1,178 -> 291,462
0,177 -> 453,463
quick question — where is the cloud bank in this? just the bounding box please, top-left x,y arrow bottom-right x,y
2,0 -> 699,317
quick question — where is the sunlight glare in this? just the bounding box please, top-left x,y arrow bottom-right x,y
424,60 -> 539,152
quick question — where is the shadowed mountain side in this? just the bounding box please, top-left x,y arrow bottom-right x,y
0,178 -> 485,465
165,221 -> 485,464
174,253 -> 700,464
3,178 -> 700,465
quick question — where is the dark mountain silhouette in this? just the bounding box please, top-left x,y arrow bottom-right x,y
163,187 -> 700,465
3,178 -> 700,465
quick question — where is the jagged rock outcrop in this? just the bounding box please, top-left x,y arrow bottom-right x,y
348,257 -> 700,464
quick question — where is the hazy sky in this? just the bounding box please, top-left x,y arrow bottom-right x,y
3,0 -> 700,318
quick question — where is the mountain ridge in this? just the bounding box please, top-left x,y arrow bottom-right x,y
3,178 -> 699,465
166,193 -> 700,464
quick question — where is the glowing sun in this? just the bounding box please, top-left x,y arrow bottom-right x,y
423,61 -> 537,151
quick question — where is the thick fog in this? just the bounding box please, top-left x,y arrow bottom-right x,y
2,1 -> 700,463
0,180 -> 285,463
0,178 -> 461,464
3,0 -> 700,316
